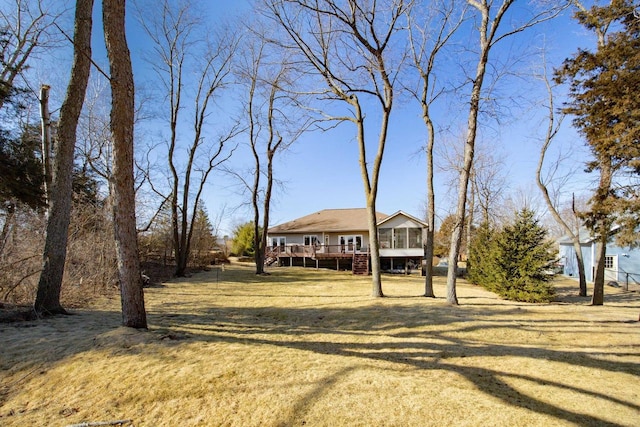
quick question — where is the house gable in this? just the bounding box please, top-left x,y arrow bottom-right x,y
377,211 -> 426,254
377,211 -> 427,229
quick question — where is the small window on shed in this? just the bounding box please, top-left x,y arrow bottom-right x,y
604,255 -> 614,269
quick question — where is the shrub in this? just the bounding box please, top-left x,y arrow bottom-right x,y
231,222 -> 259,257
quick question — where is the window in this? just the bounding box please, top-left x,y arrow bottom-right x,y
271,237 -> 286,249
379,228 -> 392,248
395,228 -> 407,249
604,255 -> 614,269
408,228 -> 422,248
304,235 -> 319,246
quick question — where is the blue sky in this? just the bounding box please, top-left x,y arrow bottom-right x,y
199,1 -> 597,236
27,0 -> 599,237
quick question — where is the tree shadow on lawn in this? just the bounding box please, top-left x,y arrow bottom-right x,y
553,281 -> 640,306
4,269 -> 640,426
142,301 -> 640,426
575,290 -> 640,307
0,308 -> 123,399
175,265 -> 338,286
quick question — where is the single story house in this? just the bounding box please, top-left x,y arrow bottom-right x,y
266,208 -> 426,274
559,229 -> 640,289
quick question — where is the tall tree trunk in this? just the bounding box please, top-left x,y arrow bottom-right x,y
367,200 -> 383,297
446,0 -> 515,304
573,241 -> 588,296
535,61 -> 588,297
590,158 -> 613,306
466,177 -> 475,260
176,148 -> 193,276
252,169 -> 263,274
446,74 -> 483,304
259,150 -> 276,274
423,230 -> 435,297
353,98 -> 387,298
103,0 -> 147,328
423,99 -> 436,297
591,233 -> 606,306
249,70 -> 263,275
34,0 -> 93,316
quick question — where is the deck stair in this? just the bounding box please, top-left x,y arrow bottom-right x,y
352,253 -> 369,275
264,256 -> 278,266
264,247 -> 282,267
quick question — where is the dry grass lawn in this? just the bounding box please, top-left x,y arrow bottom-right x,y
1,263 -> 639,426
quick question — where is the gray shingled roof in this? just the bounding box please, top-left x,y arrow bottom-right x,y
268,208 -> 389,233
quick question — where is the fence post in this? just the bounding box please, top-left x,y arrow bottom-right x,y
624,272 -> 629,291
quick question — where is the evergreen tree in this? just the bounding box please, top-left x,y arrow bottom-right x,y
467,221 -> 498,292
0,125 -> 45,209
469,210 -> 557,303
494,210 -> 556,302
190,206 -> 217,266
556,0 -> 640,303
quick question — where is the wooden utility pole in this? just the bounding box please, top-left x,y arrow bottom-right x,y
39,84 -> 52,210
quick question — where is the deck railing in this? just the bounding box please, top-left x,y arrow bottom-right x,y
266,244 -> 369,258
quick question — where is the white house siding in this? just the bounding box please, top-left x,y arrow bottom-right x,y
268,232 -> 372,251
379,248 -> 423,257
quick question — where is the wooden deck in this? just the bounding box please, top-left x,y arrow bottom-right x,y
265,244 -> 370,274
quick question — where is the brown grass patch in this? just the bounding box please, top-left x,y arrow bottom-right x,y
1,263 -> 639,426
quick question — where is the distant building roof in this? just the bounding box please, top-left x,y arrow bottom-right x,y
268,208 -> 389,234
557,228 -> 594,245
557,225 -> 622,245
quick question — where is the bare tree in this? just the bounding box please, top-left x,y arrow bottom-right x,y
103,0 -> 147,328
535,57 -> 588,297
34,0 -> 93,316
0,0 -> 63,109
444,0 -> 565,304
137,0 -> 239,277
408,0 -> 466,298
471,150 -> 508,226
236,27 -> 310,275
437,133 -> 508,241
266,0 -> 410,297
76,81 -> 113,182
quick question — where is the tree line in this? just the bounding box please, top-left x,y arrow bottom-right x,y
0,0 -> 638,327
